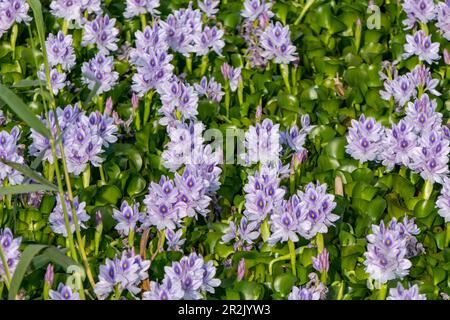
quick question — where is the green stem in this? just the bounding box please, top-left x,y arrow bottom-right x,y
316,233 -> 324,254
82,165 -> 90,188
200,55 -> 208,76
294,0 -> 315,25
378,284 -> 388,300
225,86 -> 230,119
336,281 -> 345,300
288,239 -> 297,276
143,91 -> 154,125
11,24 -> 18,60
238,80 -> 244,107
0,243 -> 11,290
140,14 -> 147,30
128,229 -> 135,249
445,222 -> 450,248
186,54 -> 192,74
99,165 -> 106,184
280,64 -> 291,94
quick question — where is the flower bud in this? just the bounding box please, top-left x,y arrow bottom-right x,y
45,264 -> 54,286
105,97 -> 113,116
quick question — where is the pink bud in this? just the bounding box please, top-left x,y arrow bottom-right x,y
237,258 -> 245,282
221,63 -> 231,80
255,105 -> 262,122
45,264 -> 54,286
444,48 -> 450,65
131,93 -> 139,110
105,97 -> 113,116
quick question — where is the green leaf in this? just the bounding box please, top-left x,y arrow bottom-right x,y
42,246 -> 80,270
414,200 -> 435,218
109,144 -> 143,171
0,159 -> 57,191
273,274 -> 297,296
0,84 -> 50,137
96,185 -> 122,205
8,244 -> 47,300
0,184 -> 58,196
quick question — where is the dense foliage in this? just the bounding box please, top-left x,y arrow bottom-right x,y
0,0 -> 449,301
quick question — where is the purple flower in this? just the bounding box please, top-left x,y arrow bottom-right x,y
241,0 -> 273,22
243,118 -> 282,165
410,64 -> 440,97
163,252 -> 220,300
49,194 -> 90,237
268,200 -> 306,245
380,74 -> 417,107
94,249 -> 150,299
82,15 -> 119,54
143,277 -> 184,300
45,264 -> 54,286
364,218 -> 415,284
288,273 -> 327,300
444,48 -> 450,65
81,0 -> 102,15
221,62 -> 242,92
45,31 -> 76,71
198,0 -> 220,18
312,248 -> 329,273
345,114 -> 384,163
49,283 -> 80,300
0,228 -> 21,278
0,0 -> 31,38
296,182 -> 339,239
37,65 -> 67,95
113,200 -> 143,236
281,115 -> 313,154
194,76 -> 224,103
260,21 -> 297,64
124,0 -> 160,19
129,24 -> 169,65
0,126 -> 24,186
81,54 -> 118,94
50,0 -> 82,24
405,94 -> 442,135
436,1 -> 450,40
387,283 -> 426,300
193,26 -> 224,56
437,177 -> 450,222
159,78 -> 199,125
160,3 -> 202,56
410,129 -> 449,184
379,120 -> 418,170
401,0 -> 435,29
166,229 -> 186,251
403,30 -> 440,64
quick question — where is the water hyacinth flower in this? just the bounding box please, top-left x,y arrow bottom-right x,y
160,121 -> 205,171
241,0 -> 273,22
113,200 -> 143,236
281,115 -> 313,154
403,30 -> 440,64
81,54 -> 119,94
379,120 -> 418,170
45,264 -> 54,286
193,25 -> 224,56
436,1 -> 450,41
162,252 -> 220,300
296,182 -> 339,239
387,283 -> 426,300
0,228 -> 21,279
288,273 -> 327,300
45,31 -> 76,71
94,249 -> 150,299
37,65 -> 67,95
237,258 -> 245,282
49,194 -> 90,237
166,229 -> 186,251
198,0 -> 220,18
0,0 -> 31,38
410,64 -> 440,97
221,62 -> 242,92
405,94 -> 442,135
194,76 -> 224,103
379,74 -> 417,107
49,283 -> 80,300
436,177 -> 450,222
401,0 -> 435,29
124,0 -> 160,19
243,118 -> 282,165
82,15 -> 119,54
142,277 -> 184,300
82,0 -> 102,14
160,3 -> 203,56
50,0 -> 83,24
0,126 -> 24,186
260,21 -> 298,65
345,114 -> 384,163
159,79 -> 199,125
243,163 -> 285,223
363,217 -> 422,284
312,248 -> 329,273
